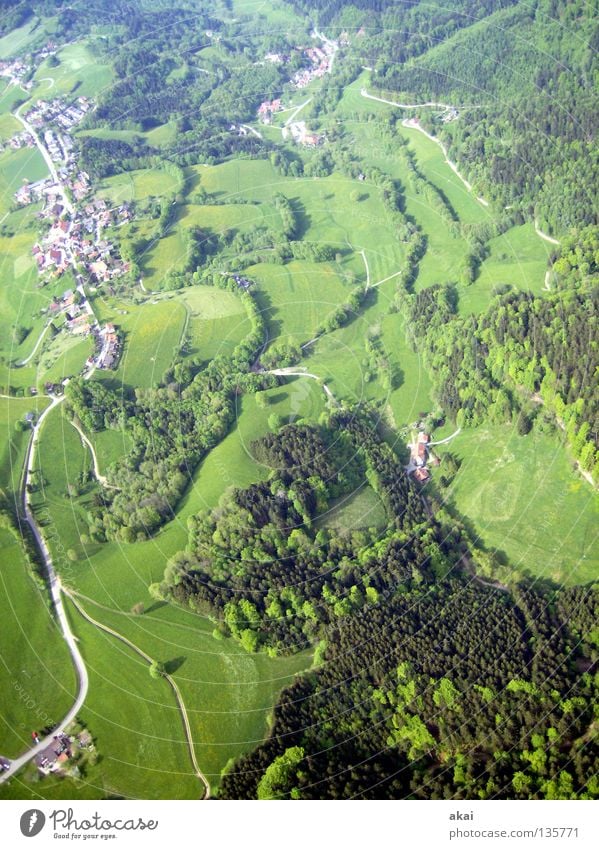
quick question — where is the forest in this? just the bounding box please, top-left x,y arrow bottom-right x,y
160,409 -> 598,800
399,284 -> 599,478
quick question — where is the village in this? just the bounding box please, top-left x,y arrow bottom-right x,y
255,31 -> 337,148
9,87 -> 128,373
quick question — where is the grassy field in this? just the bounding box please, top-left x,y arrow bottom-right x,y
32,42 -> 113,100
251,259 -> 351,346
0,394 -> 49,498
0,526 -> 77,760
93,298 -> 186,390
66,596 -> 311,793
444,425 -> 599,585
97,167 -> 183,205
319,485 -> 387,531
176,286 -> 251,362
19,385 -> 320,796
0,18 -> 43,60
458,222 -> 550,314
396,122 -> 485,226
0,145 -> 47,214
0,113 -> 20,141
36,332 -> 93,386
89,427 -> 132,472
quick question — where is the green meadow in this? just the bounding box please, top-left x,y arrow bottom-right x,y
32,42 -> 113,100
66,596 -> 311,793
0,394 -> 49,499
93,298 -> 186,390
0,527 -> 76,759
23,385 -> 319,795
319,485 -> 387,531
97,167 -> 182,205
0,18 -> 43,60
458,222 -> 550,314
444,425 -> 599,585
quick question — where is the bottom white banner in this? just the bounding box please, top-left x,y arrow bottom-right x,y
0,799 -> 596,848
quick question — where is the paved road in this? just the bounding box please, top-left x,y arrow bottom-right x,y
13,98 -> 74,216
0,396 -> 89,785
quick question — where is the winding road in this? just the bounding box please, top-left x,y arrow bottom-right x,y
68,418 -> 117,489
534,219 -> 560,246
17,320 -> 53,366
267,367 -> 337,405
401,118 -> 490,207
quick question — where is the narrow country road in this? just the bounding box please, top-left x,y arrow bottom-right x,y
360,249 -> 370,289
360,87 -> 455,111
534,219 -> 560,246
64,590 -> 210,800
401,117 -> 490,207
267,367 -> 337,404
68,418 -> 117,488
429,427 -> 462,446
0,395 -> 89,785
17,320 -> 53,366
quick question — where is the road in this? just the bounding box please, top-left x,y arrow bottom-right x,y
68,418 -> 117,488
534,219 -> 560,246
0,395 -> 89,785
17,320 -> 53,366
429,427 -> 462,446
267,367 -> 337,404
360,249 -> 370,289
401,118 -> 490,207
13,97 -> 74,216
361,87 -> 455,111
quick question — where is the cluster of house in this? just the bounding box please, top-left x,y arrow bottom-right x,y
291,40 -> 336,89
232,274 -> 252,290
0,58 -> 29,83
34,729 -> 93,776
441,107 -> 459,124
15,97 -> 93,207
264,52 -> 287,64
7,130 -> 34,150
257,98 -> 283,124
90,322 -> 121,370
285,120 -> 324,148
24,95 -> 91,131
0,42 -> 57,85
42,127 -> 73,162
31,198 -> 131,284
409,431 -> 440,483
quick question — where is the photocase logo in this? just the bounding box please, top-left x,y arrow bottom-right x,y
20,809 -> 46,837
